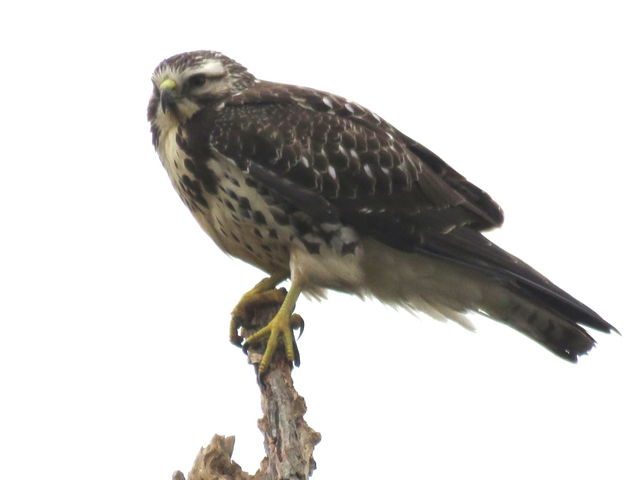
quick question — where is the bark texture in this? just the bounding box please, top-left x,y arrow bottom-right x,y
173,294 -> 321,480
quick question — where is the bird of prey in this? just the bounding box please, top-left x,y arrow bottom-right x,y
148,50 -> 615,373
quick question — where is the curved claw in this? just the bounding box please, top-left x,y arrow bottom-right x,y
292,336 -> 300,367
291,313 -> 305,340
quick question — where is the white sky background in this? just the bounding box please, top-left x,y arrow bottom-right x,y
1,1 -> 639,478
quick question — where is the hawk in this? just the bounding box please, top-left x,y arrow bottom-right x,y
148,50 -> 615,372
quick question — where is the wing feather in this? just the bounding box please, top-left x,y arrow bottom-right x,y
188,81 -> 501,243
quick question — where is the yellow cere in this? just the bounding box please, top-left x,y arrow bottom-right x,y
159,78 -> 177,90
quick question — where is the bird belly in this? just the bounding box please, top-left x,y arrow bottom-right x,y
289,243 -> 365,295
158,130 -> 367,288
198,158 -> 296,274
157,129 -> 289,273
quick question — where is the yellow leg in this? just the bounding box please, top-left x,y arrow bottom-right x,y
230,273 -> 288,345
243,280 -> 303,374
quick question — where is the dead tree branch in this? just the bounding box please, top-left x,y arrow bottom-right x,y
173,293 -> 321,480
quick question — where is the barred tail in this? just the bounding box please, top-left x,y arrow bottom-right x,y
475,281 -> 609,361
362,237 -> 616,361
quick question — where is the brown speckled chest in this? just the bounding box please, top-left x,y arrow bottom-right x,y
159,125 -> 361,276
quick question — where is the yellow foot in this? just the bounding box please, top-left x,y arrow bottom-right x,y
243,311 -> 304,374
230,274 -> 287,346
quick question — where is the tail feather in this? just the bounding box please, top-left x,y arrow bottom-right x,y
479,282 -> 599,362
510,276 -> 616,334
361,236 -> 615,361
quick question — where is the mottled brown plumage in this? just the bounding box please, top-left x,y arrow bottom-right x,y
148,50 -> 615,363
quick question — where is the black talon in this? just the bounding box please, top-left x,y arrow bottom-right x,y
292,340 -> 301,367
292,314 -> 305,340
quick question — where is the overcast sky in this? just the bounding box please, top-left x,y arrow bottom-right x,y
2,1 -> 639,479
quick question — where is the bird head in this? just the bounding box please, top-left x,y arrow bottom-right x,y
147,51 -> 255,129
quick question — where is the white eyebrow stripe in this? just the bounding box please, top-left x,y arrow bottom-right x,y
191,59 -> 226,77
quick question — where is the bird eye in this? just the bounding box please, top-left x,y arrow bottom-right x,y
187,74 -> 207,88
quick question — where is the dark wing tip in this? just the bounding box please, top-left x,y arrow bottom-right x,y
401,136 -> 504,230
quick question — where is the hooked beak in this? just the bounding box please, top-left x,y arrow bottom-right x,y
159,78 -> 177,114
